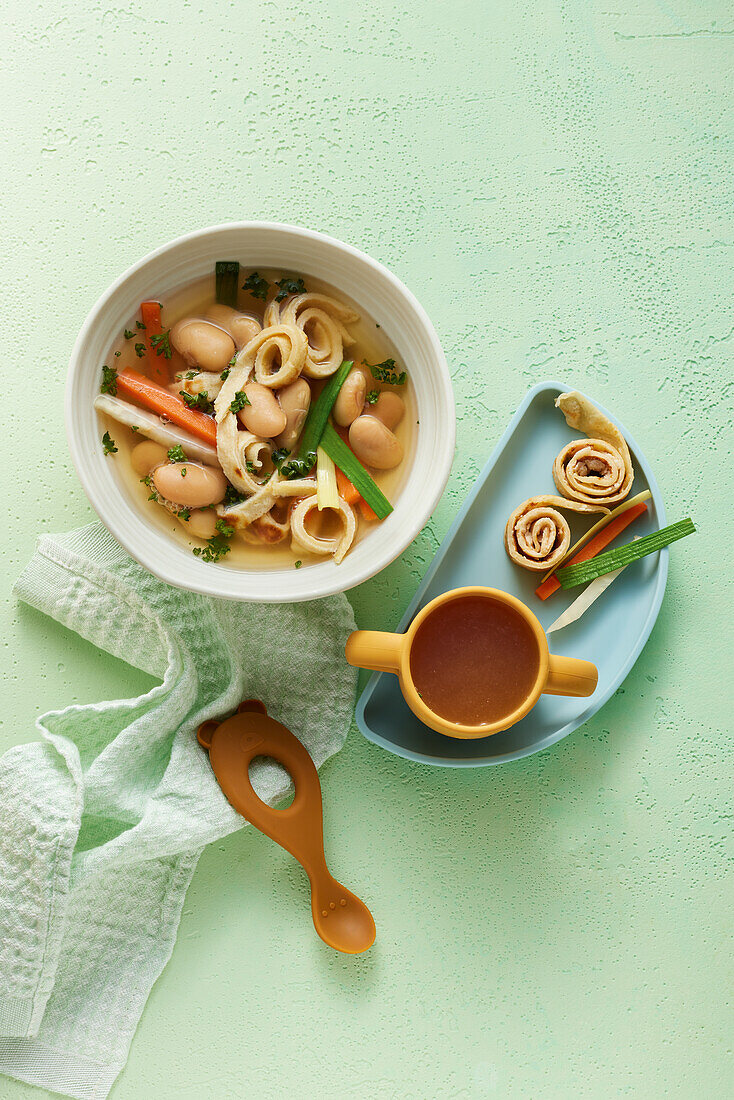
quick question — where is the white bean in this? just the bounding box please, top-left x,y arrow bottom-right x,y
369,391 -> 404,430
333,367 -> 367,427
171,319 -> 235,371
275,378 -> 311,450
206,305 -> 262,349
178,508 -> 219,540
349,415 -> 403,470
131,440 -> 168,476
237,383 -> 287,438
153,462 -> 228,508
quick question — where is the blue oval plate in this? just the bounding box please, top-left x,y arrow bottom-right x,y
355,380 -> 668,767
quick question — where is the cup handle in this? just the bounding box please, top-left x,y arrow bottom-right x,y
345,630 -> 404,674
544,654 -> 598,697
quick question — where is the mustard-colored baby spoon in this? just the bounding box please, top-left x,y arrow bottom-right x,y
198,701 -> 375,955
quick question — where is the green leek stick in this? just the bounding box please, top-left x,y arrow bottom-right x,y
557,518 -> 695,588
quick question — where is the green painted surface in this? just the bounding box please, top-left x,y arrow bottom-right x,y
2,0 -> 732,1096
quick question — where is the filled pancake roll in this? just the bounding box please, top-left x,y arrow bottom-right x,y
505,495 -> 608,572
553,391 -> 633,505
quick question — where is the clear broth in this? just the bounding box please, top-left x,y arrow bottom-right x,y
102,270 -> 415,570
409,596 -> 541,727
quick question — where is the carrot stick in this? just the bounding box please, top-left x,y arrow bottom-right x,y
117,369 -> 217,447
535,501 -> 648,601
140,301 -> 169,385
336,465 -> 361,505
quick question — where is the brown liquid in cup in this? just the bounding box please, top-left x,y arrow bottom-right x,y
408,596 -> 541,726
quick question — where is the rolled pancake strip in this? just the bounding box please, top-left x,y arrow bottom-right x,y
217,481 -> 278,530
269,293 -> 359,379
291,496 -> 356,564
177,370 -> 225,401
215,364 -> 269,495
235,324 -> 308,389
505,495 -> 608,572
553,391 -> 633,505
241,500 -> 294,545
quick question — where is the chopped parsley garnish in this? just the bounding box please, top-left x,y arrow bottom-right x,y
124,329 -> 134,340
220,368 -> 231,382
224,485 -> 246,506
242,271 -> 269,300
273,446 -> 314,480
131,425 -> 140,432
274,275 -> 306,302
102,431 -> 117,456
184,369 -> 199,379
229,390 -> 251,414
365,389 -> 379,405
271,447 -> 290,468
114,350 -> 121,358
179,509 -> 191,521
180,390 -> 214,414
100,365 -> 118,395
180,467 -> 187,477
245,460 -> 256,474
294,560 -> 302,569
136,320 -> 146,330
140,474 -> 157,501
167,444 -> 187,463
134,342 -> 146,358
150,330 -> 173,359
193,518 -> 235,563
366,358 -> 406,385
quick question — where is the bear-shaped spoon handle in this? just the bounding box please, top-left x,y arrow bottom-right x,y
198,701 -> 375,955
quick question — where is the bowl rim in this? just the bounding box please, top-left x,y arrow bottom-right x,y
66,220 -> 456,601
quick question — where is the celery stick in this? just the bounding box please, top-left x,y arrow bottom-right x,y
316,447 -> 338,510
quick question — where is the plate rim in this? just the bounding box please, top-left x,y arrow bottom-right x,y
355,379 -> 669,767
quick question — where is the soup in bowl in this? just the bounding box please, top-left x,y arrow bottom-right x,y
67,223 -> 454,601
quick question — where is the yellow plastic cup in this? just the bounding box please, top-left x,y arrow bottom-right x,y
345,586 -> 598,739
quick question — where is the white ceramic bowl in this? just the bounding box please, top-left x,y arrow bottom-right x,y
67,222 -> 455,601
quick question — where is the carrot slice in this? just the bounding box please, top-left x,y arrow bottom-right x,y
140,300 -> 169,385
535,501 -> 648,601
117,368 -> 217,447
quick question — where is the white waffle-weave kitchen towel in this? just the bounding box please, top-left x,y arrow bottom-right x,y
0,522 -> 357,1100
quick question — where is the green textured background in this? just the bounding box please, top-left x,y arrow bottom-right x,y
2,1 -> 732,1097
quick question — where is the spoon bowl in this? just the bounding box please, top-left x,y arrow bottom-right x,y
311,879 -> 376,955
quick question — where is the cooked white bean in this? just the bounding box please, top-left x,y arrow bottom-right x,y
131,440 -> 168,477
369,391 -> 404,430
178,508 -> 219,540
153,462 -> 227,508
275,378 -> 311,450
171,319 -> 235,372
333,367 -> 367,427
237,383 -> 287,438
206,305 -> 262,349
349,415 -> 403,470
